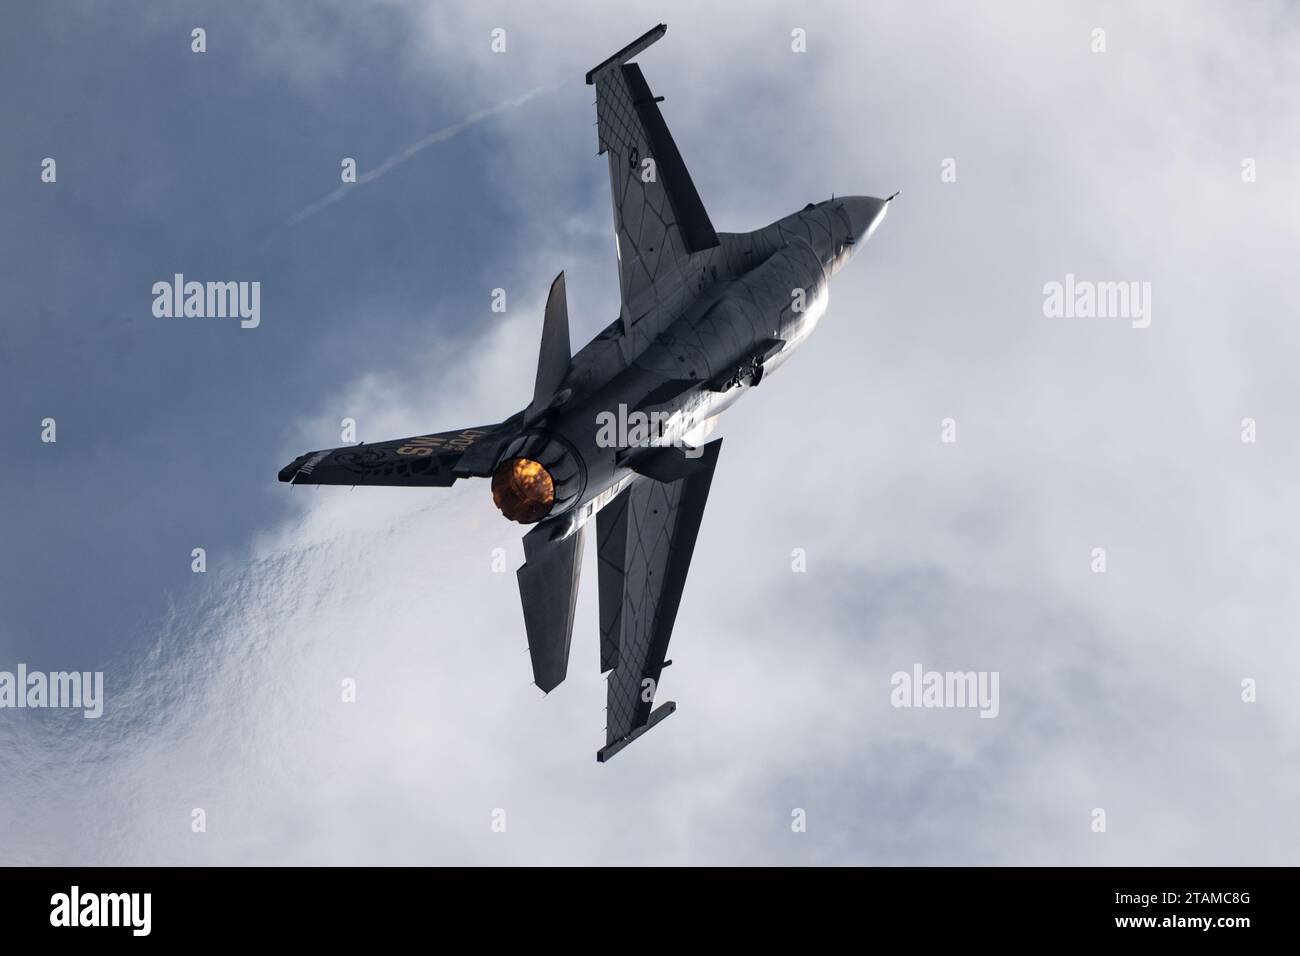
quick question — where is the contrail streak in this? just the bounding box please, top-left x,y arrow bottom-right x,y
280,82 -> 562,230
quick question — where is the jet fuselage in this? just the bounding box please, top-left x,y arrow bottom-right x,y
502,196 -> 889,540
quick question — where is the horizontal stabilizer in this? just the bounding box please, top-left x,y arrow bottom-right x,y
450,422 -> 521,477
279,424 -> 503,487
518,524 -> 584,693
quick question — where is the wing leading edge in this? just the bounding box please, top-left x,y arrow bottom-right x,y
595,438 -> 722,761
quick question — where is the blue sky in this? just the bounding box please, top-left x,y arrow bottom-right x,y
3,0 -> 1299,865
2,1 -> 565,666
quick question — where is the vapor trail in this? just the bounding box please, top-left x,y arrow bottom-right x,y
281,82 -> 562,229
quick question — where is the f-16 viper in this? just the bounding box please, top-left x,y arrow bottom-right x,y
279,24 -> 892,761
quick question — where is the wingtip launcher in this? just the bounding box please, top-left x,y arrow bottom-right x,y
596,701 -> 677,762
585,23 -> 667,85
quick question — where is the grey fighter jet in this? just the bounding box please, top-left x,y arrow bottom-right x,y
279,24 -> 892,761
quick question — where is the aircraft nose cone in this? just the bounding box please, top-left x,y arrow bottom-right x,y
842,195 -> 889,245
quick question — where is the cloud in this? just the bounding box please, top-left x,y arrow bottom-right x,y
277,82 -> 562,232
4,0 -> 1300,865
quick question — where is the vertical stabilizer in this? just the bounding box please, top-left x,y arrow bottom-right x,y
525,272 -> 571,423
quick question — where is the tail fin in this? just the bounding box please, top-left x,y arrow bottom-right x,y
524,272 -> 571,424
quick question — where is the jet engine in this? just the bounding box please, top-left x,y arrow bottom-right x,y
490,432 -> 585,524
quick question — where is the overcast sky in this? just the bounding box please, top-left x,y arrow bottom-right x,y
2,0 -> 1298,865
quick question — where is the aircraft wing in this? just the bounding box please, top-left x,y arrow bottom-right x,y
278,425 -> 504,486
586,24 -> 719,347
594,439 -> 722,761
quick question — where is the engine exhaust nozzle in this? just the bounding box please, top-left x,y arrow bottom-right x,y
491,457 -> 556,524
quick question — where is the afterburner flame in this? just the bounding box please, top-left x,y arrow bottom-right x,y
491,457 -> 555,524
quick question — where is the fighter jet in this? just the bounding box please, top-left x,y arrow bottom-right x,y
279,24 -> 891,761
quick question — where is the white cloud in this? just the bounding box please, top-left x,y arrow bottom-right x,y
4,0 -> 1299,865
